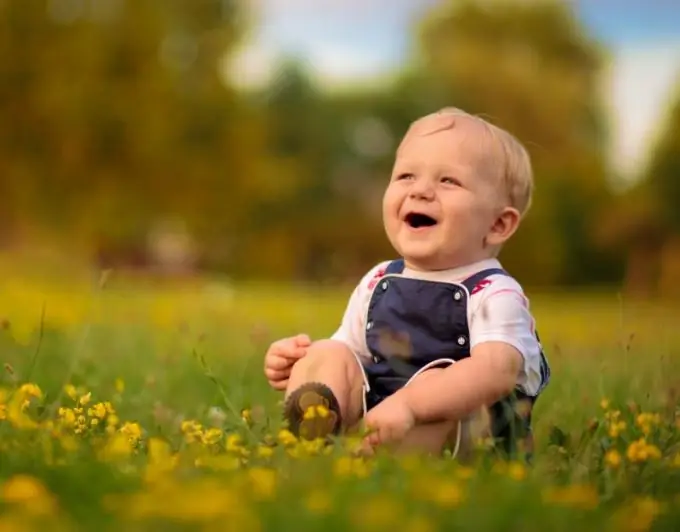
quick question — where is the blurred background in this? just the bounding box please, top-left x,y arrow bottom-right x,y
1,0 -> 680,296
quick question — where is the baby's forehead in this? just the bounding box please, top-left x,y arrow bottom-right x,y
398,113 -> 501,172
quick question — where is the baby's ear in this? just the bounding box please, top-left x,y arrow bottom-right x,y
486,207 -> 520,247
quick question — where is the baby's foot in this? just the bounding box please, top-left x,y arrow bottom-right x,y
283,382 -> 342,440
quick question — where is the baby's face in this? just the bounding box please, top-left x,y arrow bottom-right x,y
382,117 -> 509,271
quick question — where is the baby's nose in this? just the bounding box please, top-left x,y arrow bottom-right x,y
409,180 -> 435,199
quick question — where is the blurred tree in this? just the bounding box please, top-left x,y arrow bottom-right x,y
408,0 -> 618,286
0,0 -> 253,266
594,84 -> 680,297
639,87 -> 680,297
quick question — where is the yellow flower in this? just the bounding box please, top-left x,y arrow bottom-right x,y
248,467 -> 277,500
333,456 -> 371,479
201,427 -> 222,446
277,429 -> 297,447
257,445 -> 274,459
600,398 -> 610,410
18,383 -> 42,399
507,461 -> 527,481
635,412 -> 661,436
114,378 -> 125,394
120,422 -> 142,444
354,495 -> 401,529
58,407 -> 76,427
63,384 -> 78,401
98,433 -> 132,461
88,402 -> 108,420
626,438 -> 661,463
608,420 -> 627,438
431,481 -> 464,507
225,433 -> 243,453
305,490 -> 332,514
542,484 -> 599,510
1,475 -> 57,515
78,392 -> 92,406
614,497 -> 664,532
605,449 -> 622,469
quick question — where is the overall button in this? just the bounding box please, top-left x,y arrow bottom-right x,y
372,355 -> 380,363
366,321 -> 373,330
457,335 -> 467,346
381,280 -> 389,291
453,290 -> 462,301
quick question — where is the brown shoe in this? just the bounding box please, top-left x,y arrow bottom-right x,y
283,382 -> 342,440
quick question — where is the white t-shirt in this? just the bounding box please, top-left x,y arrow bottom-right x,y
330,258 -> 546,397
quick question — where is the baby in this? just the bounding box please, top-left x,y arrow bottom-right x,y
263,108 -> 551,458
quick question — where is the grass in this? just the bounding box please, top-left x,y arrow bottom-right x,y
0,268 -> 679,531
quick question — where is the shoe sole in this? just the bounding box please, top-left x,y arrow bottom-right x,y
283,382 -> 342,441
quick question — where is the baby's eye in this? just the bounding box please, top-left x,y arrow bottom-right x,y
441,176 -> 461,186
395,173 -> 414,181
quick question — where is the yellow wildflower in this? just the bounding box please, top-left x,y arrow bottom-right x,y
605,449 -> 622,469
257,445 -> 274,459
600,398 -> 610,410
431,481 -> 465,507
614,496 -> 664,532
0,474 -> 57,516
114,378 -> 125,393
507,461 -> 527,481
626,438 -> 661,463
225,433 -> 243,453
98,433 -> 132,461
277,429 -> 297,447
88,402 -> 108,420
542,484 -> 599,510
608,420 -> 627,438
635,412 -> 661,436
248,467 -> 277,500
305,490 -> 332,514
78,392 -> 92,406
120,422 -> 142,445
355,495 -> 401,529
202,427 -> 222,446
63,384 -> 78,401
18,383 -> 42,399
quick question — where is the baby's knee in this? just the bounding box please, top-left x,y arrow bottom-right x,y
294,339 -> 356,372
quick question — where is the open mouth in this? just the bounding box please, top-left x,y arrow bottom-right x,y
404,212 -> 438,229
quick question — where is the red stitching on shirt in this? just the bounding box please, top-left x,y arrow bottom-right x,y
367,267 -> 386,290
470,279 -> 492,295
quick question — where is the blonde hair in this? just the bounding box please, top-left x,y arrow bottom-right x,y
403,107 -> 534,217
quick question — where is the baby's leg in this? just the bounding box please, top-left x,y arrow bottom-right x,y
283,340 -> 365,440
393,366 -> 488,459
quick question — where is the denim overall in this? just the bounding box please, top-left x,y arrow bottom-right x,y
363,258 -> 550,457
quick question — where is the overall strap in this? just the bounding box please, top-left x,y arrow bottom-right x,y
385,258 -> 405,275
461,267 -> 508,293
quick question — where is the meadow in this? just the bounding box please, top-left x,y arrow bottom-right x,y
0,256 -> 678,531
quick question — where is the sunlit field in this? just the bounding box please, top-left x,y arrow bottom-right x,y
0,256 -> 679,531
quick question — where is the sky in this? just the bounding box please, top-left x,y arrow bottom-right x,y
226,0 -> 680,183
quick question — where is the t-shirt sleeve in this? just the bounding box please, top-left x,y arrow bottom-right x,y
330,261 -> 390,363
467,276 -> 546,396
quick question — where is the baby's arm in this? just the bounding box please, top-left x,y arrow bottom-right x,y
402,281 -> 542,424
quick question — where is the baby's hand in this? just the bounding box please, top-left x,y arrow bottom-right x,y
361,393 -> 416,454
264,334 -> 312,390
